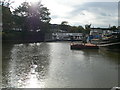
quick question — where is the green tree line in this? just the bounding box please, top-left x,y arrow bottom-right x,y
1,0 -> 51,43
1,0 -> 119,43
59,21 -> 90,34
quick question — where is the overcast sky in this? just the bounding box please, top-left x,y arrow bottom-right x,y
12,0 -> 119,28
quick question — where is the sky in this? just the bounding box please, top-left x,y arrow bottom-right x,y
11,0 -> 119,28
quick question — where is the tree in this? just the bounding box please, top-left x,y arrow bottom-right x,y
1,0 -> 14,31
77,26 -> 84,33
85,24 -> 91,34
69,25 -> 84,33
60,21 -> 69,32
1,0 -> 14,7
111,26 -> 117,31
12,2 -> 29,31
61,21 -> 68,25
13,1 -> 51,32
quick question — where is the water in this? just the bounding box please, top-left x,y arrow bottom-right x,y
2,42 -> 119,88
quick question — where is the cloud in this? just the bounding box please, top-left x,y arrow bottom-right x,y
11,0 -> 119,27
46,2 -> 118,27
80,2 -> 118,27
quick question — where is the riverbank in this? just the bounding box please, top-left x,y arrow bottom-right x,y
2,39 -> 82,44
2,30 -> 45,44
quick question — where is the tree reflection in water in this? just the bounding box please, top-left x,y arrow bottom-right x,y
2,43 -> 50,88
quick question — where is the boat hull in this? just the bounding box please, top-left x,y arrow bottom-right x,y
98,42 -> 120,51
71,44 -> 99,50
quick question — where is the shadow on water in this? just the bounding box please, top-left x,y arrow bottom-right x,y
99,49 -> 119,63
82,49 -> 99,56
2,43 -> 51,88
2,44 -> 14,87
74,49 -> 119,64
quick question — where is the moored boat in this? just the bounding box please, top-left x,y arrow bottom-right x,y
70,43 -> 99,50
98,30 -> 120,51
98,42 -> 120,51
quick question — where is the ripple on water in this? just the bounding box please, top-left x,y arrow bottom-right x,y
2,42 -> 119,88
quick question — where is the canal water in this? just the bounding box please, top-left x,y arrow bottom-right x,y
2,42 -> 119,88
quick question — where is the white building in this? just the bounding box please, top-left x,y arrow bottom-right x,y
52,33 -> 83,40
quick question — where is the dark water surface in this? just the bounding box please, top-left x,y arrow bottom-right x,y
2,42 -> 119,88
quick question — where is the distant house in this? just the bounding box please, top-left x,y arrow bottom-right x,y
44,33 -> 83,41
52,33 -> 83,41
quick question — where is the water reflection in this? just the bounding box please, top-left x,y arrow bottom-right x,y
99,49 -> 120,61
2,43 -> 50,88
2,42 -> 119,88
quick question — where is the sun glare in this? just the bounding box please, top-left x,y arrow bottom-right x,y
26,0 -> 41,3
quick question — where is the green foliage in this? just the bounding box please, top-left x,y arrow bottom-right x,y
2,0 -> 51,42
1,0 -> 14,31
59,21 -> 85,33
69,26 -> 84,33
2,6 -> 13,31
13,1 -> 51,31
110,26 -> 117,30
84,24 -> 91,34
1,0 -> 14,7
61,21 -> 68,25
